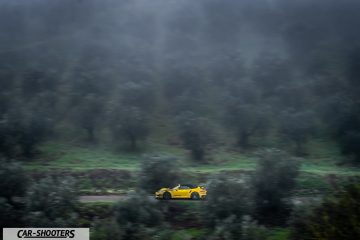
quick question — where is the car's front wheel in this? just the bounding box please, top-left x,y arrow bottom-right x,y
191,192 -> 200,200
163,192 -> 171,200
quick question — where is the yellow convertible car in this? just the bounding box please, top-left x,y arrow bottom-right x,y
155,184 -> 207,200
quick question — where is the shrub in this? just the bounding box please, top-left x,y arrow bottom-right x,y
0,160 -> 27,227
176,111 -> 214,161
25,177 -> 79,227
113,192 -> 164,239
203,174 -> 253,239
139,155 -> 181,193
290,180 -> 360,240
252,149 -> 300,225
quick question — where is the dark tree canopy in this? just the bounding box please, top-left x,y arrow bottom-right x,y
290,180 -> 360,240
176,111 -> 214,161
253,149 -> 300,225
139,156 -> 181,193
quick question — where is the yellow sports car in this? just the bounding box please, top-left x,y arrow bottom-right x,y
155,184 -> 207,200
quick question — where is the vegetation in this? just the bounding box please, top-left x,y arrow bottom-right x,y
290,180 -> 360,240
0,160 -> 27,227
139,156 -> 181,193
1,0 -> 360,239
253,149 -> 300,225
113,193 -> 164,240
177,112 -> 214,161
25,177 -> 79,227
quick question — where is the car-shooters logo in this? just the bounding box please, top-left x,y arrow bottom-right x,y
3,228 -> 89,240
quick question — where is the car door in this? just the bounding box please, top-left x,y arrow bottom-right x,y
177,185 -> 191,198
171,185 -> 181,198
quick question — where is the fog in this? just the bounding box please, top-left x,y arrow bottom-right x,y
1,0 -> 360,239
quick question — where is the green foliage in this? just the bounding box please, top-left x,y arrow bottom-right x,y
139,156 -> 181,193
208,215 -> 269,240
118,80 -> 156,112
113,192 -> 164,239
74,94 -> 104,142
177,111 -> 214,161
78,202 -> 113,226
203,174 -> 253,233
290,180 -> 360,240
279,110 -> 317,156
109,106 -> 149,151
336,110 -> 360,164
267,228 -> 290,240
209,215 -> 243,240
0,160 -> 28,200
253,149 -> 300,225
225,102 -> 270,149
25,177 -> 79,227
241,216 -> 270,240
0,160 -> 27,227
0,107 -> 52,158
91,218 -> 123,240
0,197 -> 18,227
223,81 -> 271,149
251,55 -> 292,98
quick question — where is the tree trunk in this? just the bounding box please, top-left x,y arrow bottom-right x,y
129,134 -> 137,151
295,141 -> 306,156
192,148 -> 205,161
237,131 -> 250,149
86,127 -> 95,142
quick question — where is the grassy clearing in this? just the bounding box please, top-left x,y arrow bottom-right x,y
27,141 -> 141,170
25,141 -> 360,177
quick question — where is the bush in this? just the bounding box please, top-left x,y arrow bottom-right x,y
290,180 -> 360,240
0,160 -> 27,227
25,177 -> 79,227
279,110 -> 317,156
252,149 -> 300,225
176,111 -> 214,161
113,192 -> 164,239
203,174 -> 253,239
108,106 -> 149,151
208,215 -> 269,240
139,156 -> 181,193
0,160 -> 27,201
91,218 -> 123,240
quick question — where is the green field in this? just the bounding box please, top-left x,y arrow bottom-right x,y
26,141 -> 360,177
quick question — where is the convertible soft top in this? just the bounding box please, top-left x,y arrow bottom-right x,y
180,184 -> 197,188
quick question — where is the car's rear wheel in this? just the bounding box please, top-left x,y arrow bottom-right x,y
191,192 -> 200,200
163,192 -> 171,200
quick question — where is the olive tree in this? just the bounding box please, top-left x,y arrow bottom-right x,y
139,156 -> 181,193
290,180 -> 360,240
113,192 -> 164,239
204,175 -> 253,239
279,110 -> 317,156
176,111 -> 214,161
109,106 -> 150,151
0,160 -> 28,227
225,103 -> 270,149
25,177 -> 79,227
252,149 -> 300,225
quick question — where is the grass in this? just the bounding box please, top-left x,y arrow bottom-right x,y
267,228 -> 291,240
26,141 -> 141,170
171,228 -> 208,240
25,140 -> 360,177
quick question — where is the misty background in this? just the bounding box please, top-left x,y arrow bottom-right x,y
1,0 -> 360,159
1,0 -> 360,239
